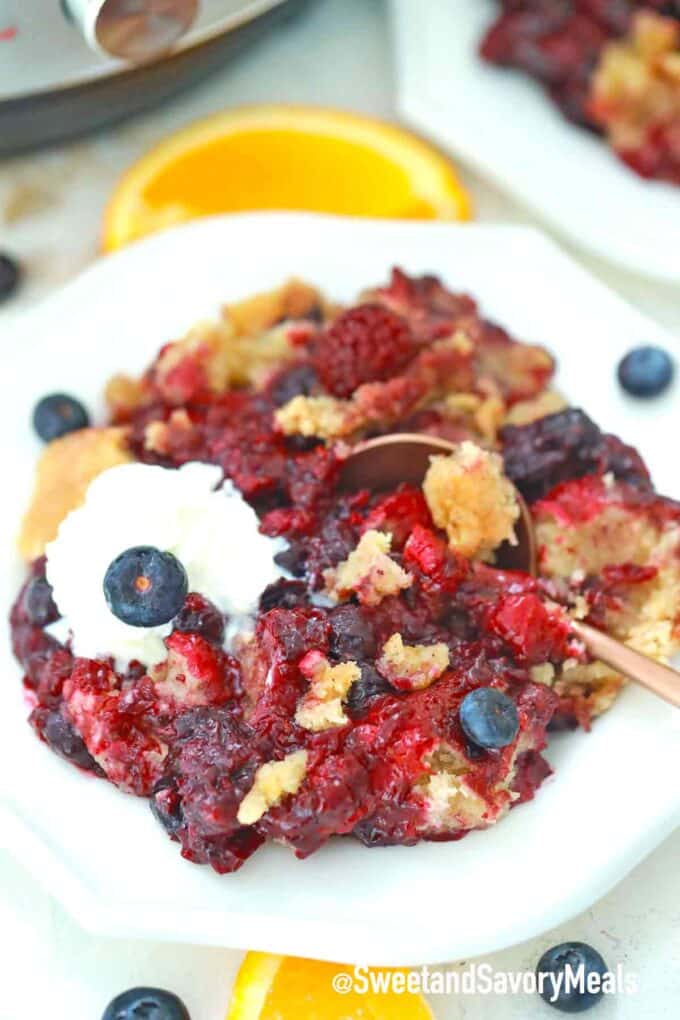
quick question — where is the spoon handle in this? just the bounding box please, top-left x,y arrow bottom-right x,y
571,621 -> 680,709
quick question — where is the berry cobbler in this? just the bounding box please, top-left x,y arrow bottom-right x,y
481,2 -> 680,185
11,269 -> 680,874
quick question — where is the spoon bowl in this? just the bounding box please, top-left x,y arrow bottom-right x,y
338,432 -> 537,574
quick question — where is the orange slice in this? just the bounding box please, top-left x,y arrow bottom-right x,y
226,952 -> 435,1020
102,105 -> 471,252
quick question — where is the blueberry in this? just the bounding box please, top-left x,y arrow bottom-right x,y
0,253 -> 21,303
536,942 -> 608,1013
329,604 -> 376,660
42,710 -> 99,771
346,664 -> 393,718
101,987 -> 191,1020
274,541 -> 307,577
284,434 -> 323,453
270,363 -> 318,406
459,687 -> 519,749
173,593 -> 225,644
104,546 -> 188,627
23,575 -> 59,627
32,393 -> 90,441
259,578 -> 308,611
617,346 -> 674,398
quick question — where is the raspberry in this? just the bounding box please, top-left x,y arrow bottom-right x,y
363,485 -> 433,549
314,304 -> 415,398
403,525 -> 467,594
367,268 -> 477,342
488,593 -> 574,665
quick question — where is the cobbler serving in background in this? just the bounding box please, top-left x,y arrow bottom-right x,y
10,269 -> 680,874
481,1 -> 680,185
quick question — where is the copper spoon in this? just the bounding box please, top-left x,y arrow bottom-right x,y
339,433 -> 680,709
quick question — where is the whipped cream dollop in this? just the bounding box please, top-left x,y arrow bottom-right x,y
46,461 -> 286,666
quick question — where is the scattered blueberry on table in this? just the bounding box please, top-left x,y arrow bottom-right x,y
104,546 -> 189,627
536,941 -> 608,1013
101,986 -> 191,1020
459,687 -> 519,749
0,252 -> 21,303
32,393 -> 90,441
617,345 -> 674,398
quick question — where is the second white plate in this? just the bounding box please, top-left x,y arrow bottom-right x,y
392,0 -> 680,282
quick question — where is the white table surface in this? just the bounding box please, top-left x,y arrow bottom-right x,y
1,2 -> 678,1018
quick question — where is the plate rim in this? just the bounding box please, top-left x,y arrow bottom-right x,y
2,795 -> 678,965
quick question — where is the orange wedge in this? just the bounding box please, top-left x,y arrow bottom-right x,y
102,105 -> 471,252
226,952 -> 435,1020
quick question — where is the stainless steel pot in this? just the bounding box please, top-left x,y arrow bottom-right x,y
64,0 -> 200,62
0,0 -> 309,153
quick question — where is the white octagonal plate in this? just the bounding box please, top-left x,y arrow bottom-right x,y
0,213 -> 678,965
392,0 -> 680,282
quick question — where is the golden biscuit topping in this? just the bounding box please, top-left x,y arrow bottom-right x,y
224,278 -> 331,336
18,427 -> 133,561
275,393 -> 350,439
502,390 -> 567,428
105,374 -> 147,419
591,12 -> 680,151
423,442 -> 519,560
154,319 -> 299,402
295,651 -> 361,732
377,633 -> 450,691
237,750 -> 308,826
421,747 -> 494,832
143,409 -> 193,455
106,279 -> 328,414
324,529 -> 413,606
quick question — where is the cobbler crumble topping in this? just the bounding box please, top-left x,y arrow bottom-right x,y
237,751 -> 309,826
376,633 -> 450,692
294,652 -> 361,731
423,444 -> 519,559
323,529 -> 414,606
